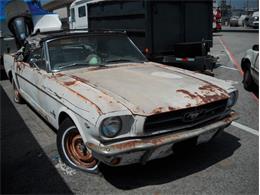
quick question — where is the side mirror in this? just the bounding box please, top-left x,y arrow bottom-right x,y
29,58 -> 39,68
16,54 -> 24,62
252,44 -> 259,51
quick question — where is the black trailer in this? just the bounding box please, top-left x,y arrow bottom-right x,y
87,0 -> 216,70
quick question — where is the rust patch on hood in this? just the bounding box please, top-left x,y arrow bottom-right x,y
186,103 -> 192,108
176,90 -> 197,99
168,106 -> 176,111
199,84 -> 216,92
152,107 -> 164,114
70,75 -> 116,99
177,83 -> 229,105
151,106 -> 177,114
199,83 -> 228,94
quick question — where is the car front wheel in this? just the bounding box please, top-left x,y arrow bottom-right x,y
57,118 -> 99,173
243,69 -> 254,91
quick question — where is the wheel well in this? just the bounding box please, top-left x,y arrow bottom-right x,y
58,112 -> 72,127
241,58 -> 251,72
8,71 -> 13,83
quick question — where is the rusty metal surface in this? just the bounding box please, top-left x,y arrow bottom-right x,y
55,62 -> 230,116
48,72 -> 127,116
5,51 -> 239,164
65,132 -> 97,168
87,111 -> 239,157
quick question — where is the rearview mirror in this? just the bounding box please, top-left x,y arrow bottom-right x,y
252,44 -> 259,51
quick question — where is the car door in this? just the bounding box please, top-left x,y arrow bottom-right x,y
15,46 -> 52,119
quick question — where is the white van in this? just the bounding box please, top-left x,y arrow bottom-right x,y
69,0 -> 92,29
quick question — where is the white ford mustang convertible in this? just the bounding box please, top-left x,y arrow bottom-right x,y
4,31 -> 238,173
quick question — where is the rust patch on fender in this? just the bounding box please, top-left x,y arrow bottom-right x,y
55,73 -> 65,77
49,73 -> 65,79
57,79 -> 103,114
16,62 -> 27,72
66,87 -> 103,115
63,80 -> 77,86
70,75 -> 90,84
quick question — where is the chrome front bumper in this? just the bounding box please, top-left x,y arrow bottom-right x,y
87,111 -> 238,166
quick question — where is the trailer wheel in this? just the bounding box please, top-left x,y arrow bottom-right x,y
57,118 -> 99,173
12,78 -> 23,103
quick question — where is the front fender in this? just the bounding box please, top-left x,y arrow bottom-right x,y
57,107 -> 97,144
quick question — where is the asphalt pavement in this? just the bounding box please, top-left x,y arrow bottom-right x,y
221,25 -> 259,33
0,32 -> 259,194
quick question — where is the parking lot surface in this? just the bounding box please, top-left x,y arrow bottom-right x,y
1,32 -> 259,194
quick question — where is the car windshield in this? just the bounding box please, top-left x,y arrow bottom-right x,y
48,34 -> 147,71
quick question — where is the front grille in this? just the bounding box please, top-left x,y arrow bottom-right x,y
144,99 -> 228,133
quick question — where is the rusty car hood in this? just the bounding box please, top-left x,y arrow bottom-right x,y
57,62 -> 230,116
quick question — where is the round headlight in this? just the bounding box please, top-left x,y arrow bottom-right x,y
227,91 -> 238,107
101,117 -> 122,138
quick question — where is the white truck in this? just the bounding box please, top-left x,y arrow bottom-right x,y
69,0 -> 91,30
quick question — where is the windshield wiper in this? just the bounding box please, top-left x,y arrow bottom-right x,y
105,58 -> 134,63
58,63 -> 106,70
58,63 -> 89,70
